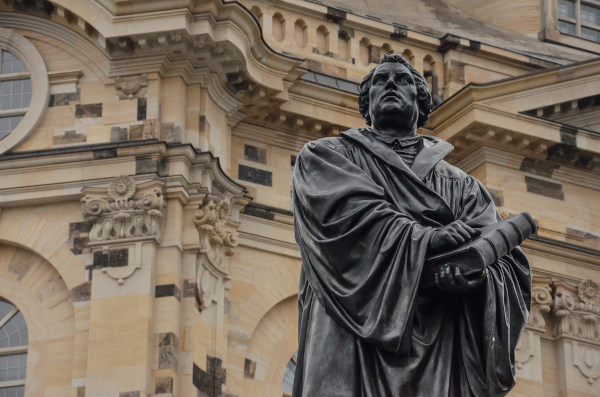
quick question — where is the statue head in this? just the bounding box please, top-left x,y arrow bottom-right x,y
358,54 -> 433,128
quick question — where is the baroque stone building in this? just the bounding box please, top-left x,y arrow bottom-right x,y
0,0 -> 598,396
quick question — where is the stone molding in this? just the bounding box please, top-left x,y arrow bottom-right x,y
82,175 -> 164,243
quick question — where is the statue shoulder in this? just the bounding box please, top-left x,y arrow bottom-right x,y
300,132 -> 358,156
434,160 -> 471,180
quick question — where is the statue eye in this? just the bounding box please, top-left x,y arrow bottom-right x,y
399,77 -> 410,85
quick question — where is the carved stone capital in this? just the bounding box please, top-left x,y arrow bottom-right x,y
193,196 -> 239,310
82,175 -> 164,243
115,74 -> 147,99
552,279 -> 600,342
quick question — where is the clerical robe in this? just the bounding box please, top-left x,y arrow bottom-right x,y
292,128 -> 531,397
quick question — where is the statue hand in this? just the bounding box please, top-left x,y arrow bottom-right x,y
428,220 -> 480,254
434,264 -> 487,293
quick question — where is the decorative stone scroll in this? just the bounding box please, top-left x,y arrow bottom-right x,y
529,282 -> 553,331
115,74 -> 147,99
82,175 -> 164,242
193,197 -> 239,310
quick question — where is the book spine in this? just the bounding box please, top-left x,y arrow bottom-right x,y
469,213 -> 535,267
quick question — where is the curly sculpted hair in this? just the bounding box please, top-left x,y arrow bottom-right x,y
358,54 -> 433,127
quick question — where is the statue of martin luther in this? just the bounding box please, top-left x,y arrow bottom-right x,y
292,54 -> 531,397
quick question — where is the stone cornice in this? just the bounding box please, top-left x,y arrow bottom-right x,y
429,58 -> 600,127
0,141 -> 249,208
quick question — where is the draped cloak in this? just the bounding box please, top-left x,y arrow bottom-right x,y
291,128 -> 531,397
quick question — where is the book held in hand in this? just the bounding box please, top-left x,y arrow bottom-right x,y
422,212 -> 537,287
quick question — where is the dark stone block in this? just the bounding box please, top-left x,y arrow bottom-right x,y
566,227 -> 600,241
193,357 -> 226,397
244,144 -> 267,164
525,176 -> 564,201
368,45 -> 381,64
469,40 -> 481,50
93,249 -> 128,268
391,27 -> 407,40
54,130 -> 86,145
72,283 -> 91,302
242,205 -> 275,220
155,377 -> 173,394
93,148 -> 117,159
135,156 -> 166,175
156,284 -> 181,301
118,392 -> 140,397
110,126 -> 128,142
546,144 -> 596,170
160,123 -> 182,143
559,125 -> 577,146
159,345 -> 178,371
75,103 -> 102,118
326,7 -> 346,23
438,34 -> 461,53
129,123 -> 143,141
183,279 -> 196,297
238,165 -> 272,186
159,332 -> 178,347
199,115 -> 206,133
70,221 -> 92,234
137,98 -> 147,121
244,358 -> 256,379
77,387 -> 85,397
487,189 -> 504,207
519,157 -> 559,178
49,92 -> 78,107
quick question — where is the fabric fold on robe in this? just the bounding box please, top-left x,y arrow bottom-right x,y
292,129 -> 531,397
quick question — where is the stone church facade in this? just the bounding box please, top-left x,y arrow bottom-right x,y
0,0 -> 598,396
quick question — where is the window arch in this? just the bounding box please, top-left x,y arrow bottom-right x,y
250,6 -> 263,25
316,25 -> 329,54
294,19 -> 307,48
0,27 -> 49,155
272,13 -> 285,42
359,38 -> 371,65
382,43 -> 393,55
0,298 -> 28,396
338,30 -> 351,61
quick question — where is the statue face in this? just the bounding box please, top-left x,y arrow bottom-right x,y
368,62 -> 418,129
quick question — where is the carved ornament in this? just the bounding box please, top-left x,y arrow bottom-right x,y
82,175 -> 164,242
528,282 -> 553,331
115,74 -> 148,99
193,197 -> 239,310
552,279 -> 600,342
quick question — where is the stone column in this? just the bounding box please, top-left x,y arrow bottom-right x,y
81,175 -> 164,396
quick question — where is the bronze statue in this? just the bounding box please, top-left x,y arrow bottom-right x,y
292,54 -> 531,396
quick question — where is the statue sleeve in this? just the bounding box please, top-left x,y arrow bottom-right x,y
292,139 -> 434,354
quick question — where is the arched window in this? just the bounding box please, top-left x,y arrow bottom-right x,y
294,19 -> 307,48
282,351 -> 297,397
316,25 -> 329,54
272,13 -> 285,42
0,27 -> 49,155
0,50 -> 31,140
0,298 -> 28,396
